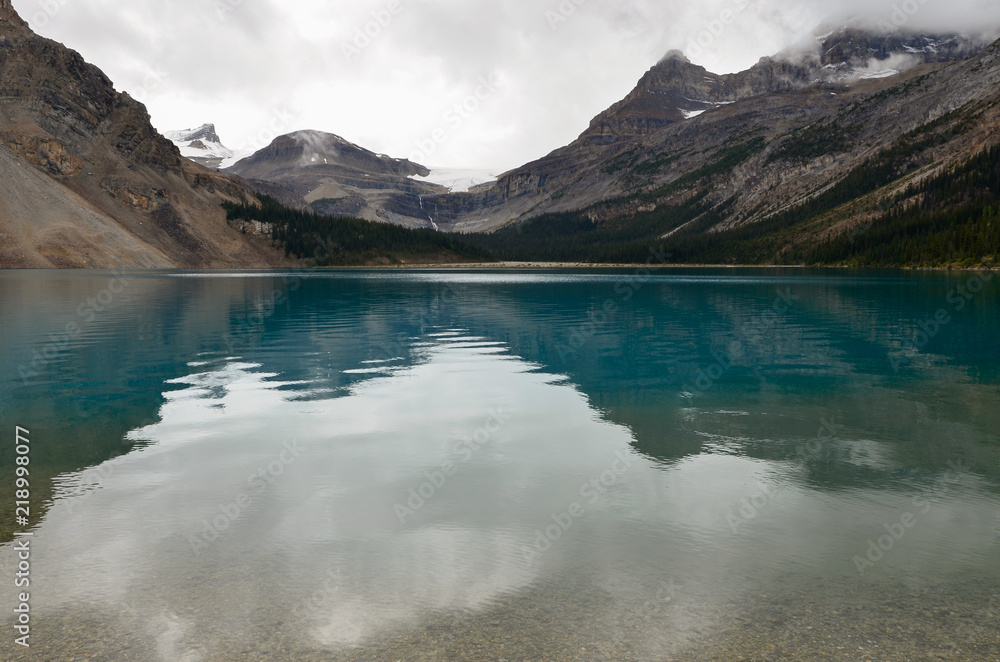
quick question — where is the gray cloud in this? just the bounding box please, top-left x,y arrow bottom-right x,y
11,0 -> 1000,171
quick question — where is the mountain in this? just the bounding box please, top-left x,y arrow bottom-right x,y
577,29 -> 982,147
237,22 -> 999,267
223,130 -> 452,228
436,26 -> 990,232
5,0 -> 999,269
231,26 -> 991,240
164,123 -> 235,169
0,0 -> 289,268
469,28 -> 1000,266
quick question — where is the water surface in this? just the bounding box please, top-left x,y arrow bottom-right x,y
1,268 -> 998,660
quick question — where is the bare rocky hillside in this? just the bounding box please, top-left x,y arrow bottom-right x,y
0,0 -> 291,268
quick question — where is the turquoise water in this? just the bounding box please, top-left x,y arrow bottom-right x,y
1,268 -> 998,660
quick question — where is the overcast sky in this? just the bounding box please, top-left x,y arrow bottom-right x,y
11,0 -> 1000,171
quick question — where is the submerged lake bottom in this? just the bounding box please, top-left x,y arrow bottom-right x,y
20,575 -> 1000,660
1,268 -> 998,661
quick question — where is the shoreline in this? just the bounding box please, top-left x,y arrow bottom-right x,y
1,262 -> 997,273
383,261 -> 999,271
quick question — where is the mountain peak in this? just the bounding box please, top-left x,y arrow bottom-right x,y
165,123 -> 222,144
660,49 -> 691,64
164,123 -> 235,168
791,25 -> 984,68
287,129 -> 350,146
228,130 -> 429,179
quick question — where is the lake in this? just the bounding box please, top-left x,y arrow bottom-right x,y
1,268 -> 998,661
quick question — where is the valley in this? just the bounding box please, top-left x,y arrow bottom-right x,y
2,0 -> 999,269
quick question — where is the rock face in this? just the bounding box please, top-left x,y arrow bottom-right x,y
579,52 -> 719,147
169,123 -> 223,145
0,3 -> 289,268
233,26 -> 991,235
7,0 -> 999,267
423,26 -> 993,232
230,130 -> 429,180
487,28 -> 1000,247
224,130 -> 447,228
580,29 -> 984,148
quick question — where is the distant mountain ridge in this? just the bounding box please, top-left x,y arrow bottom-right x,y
222,130 -> 448,227
578,29 -> 984,147
224,25 -> 993,238
3,0 -> 1000,268
465,28 -> 1000,266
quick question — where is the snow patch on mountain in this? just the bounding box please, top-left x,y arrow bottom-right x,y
681,109 -> 707,119
860,69 -> 900,79
218,150 -> 256,170
851,53 -> 918,81
164,124 -> 235,167
410,168 -> 501,193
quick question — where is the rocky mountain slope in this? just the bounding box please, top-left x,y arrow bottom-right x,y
437,26 -> 991,233
577,30 -> 981,147
471,28 -> 1000,266
223,130 -> 452,228
4,0 -> 998,269
0,0 -> 289,269
232,26 -> 992,238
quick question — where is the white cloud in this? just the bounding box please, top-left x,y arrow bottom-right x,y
11,0 -> 1000,171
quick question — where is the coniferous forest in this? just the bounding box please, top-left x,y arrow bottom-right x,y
222,195 -> 493,266
807,143 -> 1000,266
224,142 -> 999,269
466,140 -> 1000,268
